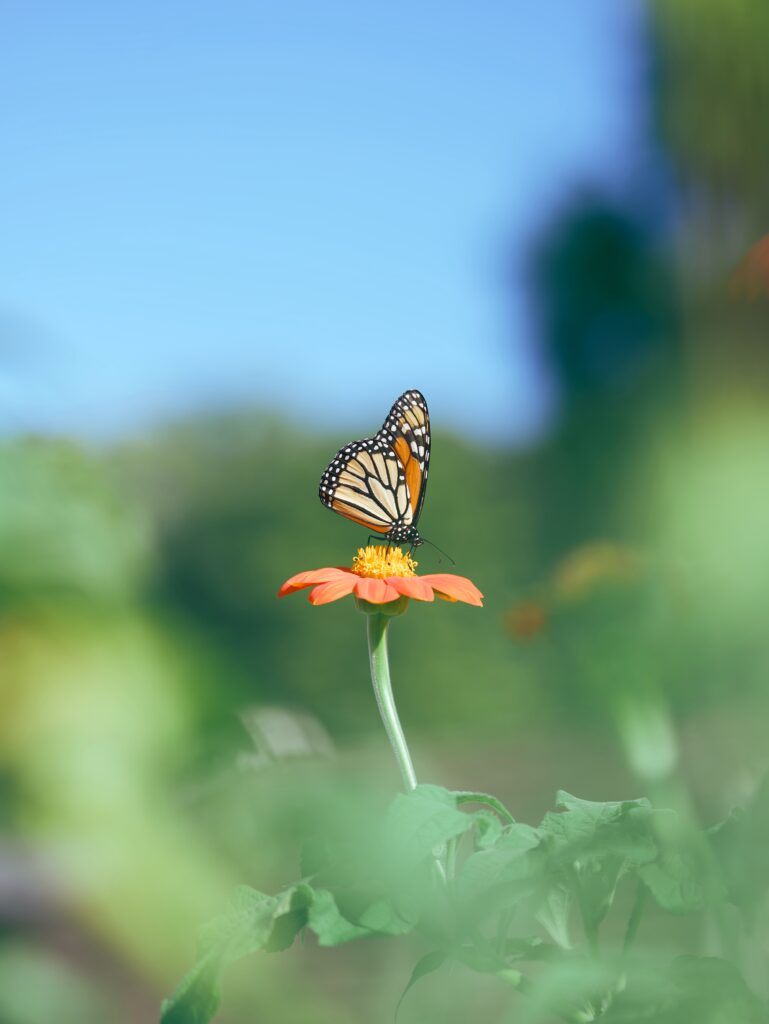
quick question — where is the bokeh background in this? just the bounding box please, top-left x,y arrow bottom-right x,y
3,1 -> 769,1021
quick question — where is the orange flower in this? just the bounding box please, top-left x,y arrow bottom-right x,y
278,545 -> 483,608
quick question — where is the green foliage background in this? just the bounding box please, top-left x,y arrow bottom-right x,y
4,2 -> 769,1021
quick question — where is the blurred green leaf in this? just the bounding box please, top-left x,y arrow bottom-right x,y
161,887 -> 280,1024
472,808 -> 505,850
306,888 -> 370,946
640,850 -> 708,914
665,955 -> 767,1024
196,886 -> 277,961
710,774 -> 769,922
162,885 -> 321,1023
453,790 -> 516,825
637,807 -> 722,915
159,950 -> 222,1024
538,792 -> 658,937
161,881 -> 397,1023
577,853 -> 628,934
384,784 -> 473,868
512,956 -> 619,1024
264,885 -> 315,952
541,791 -> 656,866
458,823 -> 541,907
536,882 -> 572,949
356,898 -> 417,936
395,950 -> 447,1021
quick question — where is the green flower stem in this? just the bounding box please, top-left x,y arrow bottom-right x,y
363,606 -> 447,884
366,613 -> 417,792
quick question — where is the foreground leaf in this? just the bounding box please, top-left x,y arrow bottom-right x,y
640,851 -> 708,914
161,887 -> 277,1024
160,884 -> 365,1023
159,949 -> 222,1024
709,774 -> 769,923
541,792 -> 656,867
306,888 -> 370,945
385,785 -> 473,869
453,790 -> 516,825
395,950 -> 447,1021
540,791 -> 658,937
457,823 -> 541,908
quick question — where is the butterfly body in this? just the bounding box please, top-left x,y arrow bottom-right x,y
319,389 -> 431,547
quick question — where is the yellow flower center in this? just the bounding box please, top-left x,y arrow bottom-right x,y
351,545 -> 417,579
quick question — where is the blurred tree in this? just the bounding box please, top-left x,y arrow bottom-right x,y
530,196 -> 679,410
652,0 -> 769,222
650,0 -> 769,401
517,190 -> 679,561
498,0 -> 769,759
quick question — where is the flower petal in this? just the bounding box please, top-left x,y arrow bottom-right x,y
389,576 -> 435,601
353,577 -> 402,604
308,576 -> 357,605
419,573 -> 484,607
278,567 -> 351,598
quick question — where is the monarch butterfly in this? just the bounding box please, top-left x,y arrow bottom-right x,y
319,389 -> 430,547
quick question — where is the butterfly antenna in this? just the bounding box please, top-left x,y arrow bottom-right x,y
421,537 -> 455,566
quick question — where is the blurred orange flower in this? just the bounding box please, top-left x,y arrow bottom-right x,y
552,541 -> 642,601
278,545 -> 483,607
505,600 -> 548,640
729,232 -> 769,299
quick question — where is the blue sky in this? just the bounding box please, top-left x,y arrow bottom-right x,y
1,1 -> 644,444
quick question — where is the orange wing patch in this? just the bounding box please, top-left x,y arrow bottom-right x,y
405,458 -> 423,516
393,435 -> 411,468
393,435 -> 423,516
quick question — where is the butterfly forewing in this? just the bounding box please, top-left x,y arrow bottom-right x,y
375,389 -> 430,522
318,389 -> 430,542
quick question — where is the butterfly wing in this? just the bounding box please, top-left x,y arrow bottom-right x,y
318,389 -> 429,537
319,435 -> 413,534
376,389 -> 430,526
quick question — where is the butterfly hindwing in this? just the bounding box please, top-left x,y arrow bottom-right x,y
318,389 -> 430,542
319,436 -> 412,534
